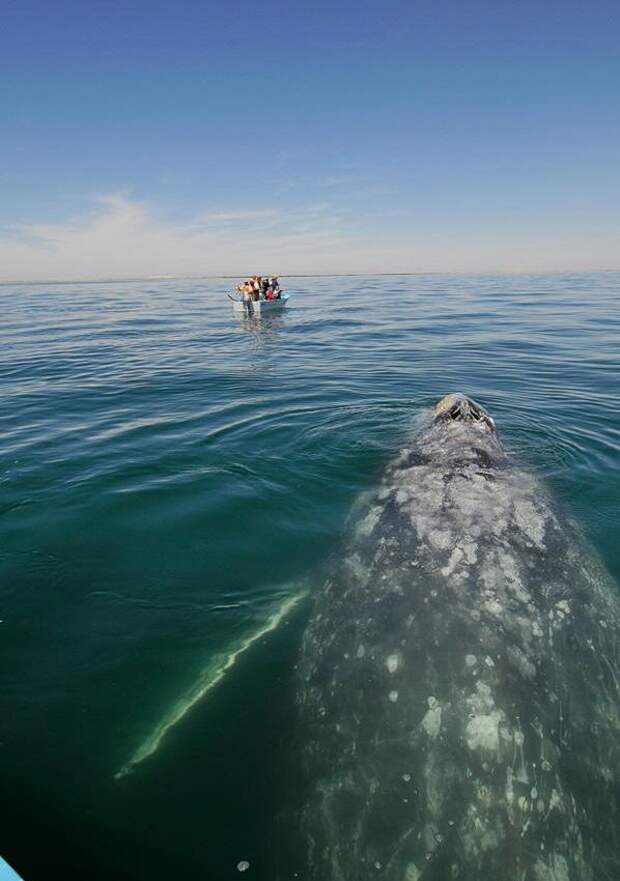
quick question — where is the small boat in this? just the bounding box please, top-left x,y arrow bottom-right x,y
230,294 -> 290,315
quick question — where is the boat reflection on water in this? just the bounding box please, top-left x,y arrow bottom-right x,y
232,306 -> 290,355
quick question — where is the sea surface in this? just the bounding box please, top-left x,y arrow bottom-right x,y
0,273 -> 618,880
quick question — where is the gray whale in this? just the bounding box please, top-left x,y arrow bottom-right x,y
294,394 -> 620,881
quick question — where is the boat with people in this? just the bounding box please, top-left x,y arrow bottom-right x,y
229,275 -> 289,315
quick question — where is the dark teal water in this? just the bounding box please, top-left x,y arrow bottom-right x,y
1,274 -> 618,880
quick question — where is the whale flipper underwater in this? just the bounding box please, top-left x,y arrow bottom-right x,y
291,395 -> 620,881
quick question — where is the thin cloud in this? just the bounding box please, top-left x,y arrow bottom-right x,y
0,193 -> 618,281
0,194 -> 363,281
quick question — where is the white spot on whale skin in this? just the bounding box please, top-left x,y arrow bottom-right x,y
465,654 -> 477,667
386,653 -> 402,674
549,789 -> 562,811
497,551 -> 530,602
462,541 -> 478,563
534,854 -> 570,881
422,702 -> 442,738
404,864 -> 420,881
357,506 -> 382,536
465,682 -> 504,754
441,547 -> 463,576
505,767 -> 514,804
389,690 -> 399,702
507,645 -> 536,679
356,644 -> 366,659
514,499 -> 546,547
467,711 -> 503,752
344,553 -> 367,581
429,529 -> 452,549
483,598 -> 503,618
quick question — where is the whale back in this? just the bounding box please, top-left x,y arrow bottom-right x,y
293,415 -> 620,881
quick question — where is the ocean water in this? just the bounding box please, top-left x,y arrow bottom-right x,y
0,273 -> 618,880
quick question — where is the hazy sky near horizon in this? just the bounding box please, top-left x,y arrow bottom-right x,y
2,0 -> 619,280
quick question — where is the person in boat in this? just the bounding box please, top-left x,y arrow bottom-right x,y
237,280 -> 252,300
241,276 -> 259,301
237,278 -> 258,302
235,276 -> 281,302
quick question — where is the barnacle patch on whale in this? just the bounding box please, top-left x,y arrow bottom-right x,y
465,682 -> 505,754
421,696 -> 443,738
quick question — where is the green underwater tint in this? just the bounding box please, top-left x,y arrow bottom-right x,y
0,273 -> 618,879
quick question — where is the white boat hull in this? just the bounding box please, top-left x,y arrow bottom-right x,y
231,294 -> 289,314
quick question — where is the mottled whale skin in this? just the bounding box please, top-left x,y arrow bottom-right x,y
294,395 -> 620,881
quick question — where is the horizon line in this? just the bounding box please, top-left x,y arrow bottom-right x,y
1,268 -> 619,287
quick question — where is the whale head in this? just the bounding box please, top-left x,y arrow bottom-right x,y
422,393 -> 504,465
434,393 -> 496,432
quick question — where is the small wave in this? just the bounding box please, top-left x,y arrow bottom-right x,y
88,590 -> 246,614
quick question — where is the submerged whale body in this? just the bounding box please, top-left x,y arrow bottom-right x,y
293,394 -> 620,881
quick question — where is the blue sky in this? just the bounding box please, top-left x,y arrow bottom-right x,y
1,0 -> 619,279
